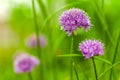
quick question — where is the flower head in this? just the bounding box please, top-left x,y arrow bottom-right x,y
25,34 -> 47,48
79,40 -> 104,59
60,8 -> 91,36
14,52 -> 39,73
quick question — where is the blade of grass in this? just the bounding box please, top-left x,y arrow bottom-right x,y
73,62 -> 79,80
109,32 -> 120,80
94,57 -> 112,65
32,0 -> 40,57
91,0 -> 113,45
57,54 -> 83,57
37,0 -> 58,80
99,61 -> 120,79
31,0 -> 44,80
37,0 -> 48,18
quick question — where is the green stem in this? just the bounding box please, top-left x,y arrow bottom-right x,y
28,73 -> 33,80
109,32 -> 120,80
70,34 -> 79,80
37,0 -> 48,18
70,34 -> 74,80
31,0 -> 40,58
73,62 -> 79,80
31,0 -> 44,80
92,57 -> 98,80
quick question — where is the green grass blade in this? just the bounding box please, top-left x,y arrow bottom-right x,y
57,54 -> 83,57
109,32 -> 120,80
91,0 -> 113,45
73,62 -> 79,80
98,61 -> 120,79
94,57 -> 112,65
37,0 -> 48,18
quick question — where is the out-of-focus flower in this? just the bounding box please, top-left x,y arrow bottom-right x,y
79,40 -> 104,59
60,8 -> 91,36
25,34 -> 47,48
14,52 -> 39,73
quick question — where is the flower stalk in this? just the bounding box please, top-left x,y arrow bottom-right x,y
92,57 -> 98,80
73,62 -> 79,80
70,33 -> 74,80
28,73 -> 33,80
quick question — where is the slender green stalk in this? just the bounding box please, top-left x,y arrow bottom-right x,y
37,0 -> 48,31
31,0 -> 44,80
37,0 -> 57,80
37,0 -> 48,18
70,34 -> 74,80
109,32 -> 120,80
92,57 -> 98,80
73,62 -> 79,80
31,0 -> 40,58
70,34 -> 79,80
28,73 -> 33,80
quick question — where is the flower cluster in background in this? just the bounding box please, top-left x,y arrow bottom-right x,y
13,33 -> 47,74
14,52 -> 39,73
25,33 -> 47,48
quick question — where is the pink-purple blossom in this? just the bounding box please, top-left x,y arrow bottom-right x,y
25,34 -> 47,48
79,40 -> 104,59
14,52 -> 39,73
60,8 -> 91,36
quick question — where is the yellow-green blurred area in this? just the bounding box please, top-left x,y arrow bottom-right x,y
0,0 -> 120,80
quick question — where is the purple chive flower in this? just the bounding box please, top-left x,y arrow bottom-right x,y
25,34 -> 47,48
14,52 -> 39,73
79,40 -> 104,59
60,8 -> 91,36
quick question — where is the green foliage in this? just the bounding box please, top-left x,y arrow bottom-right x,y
0,0 -> 120,80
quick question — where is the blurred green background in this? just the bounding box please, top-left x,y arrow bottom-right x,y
0,0 -> 120,80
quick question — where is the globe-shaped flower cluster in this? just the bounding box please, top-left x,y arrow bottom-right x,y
60,8 -> 91,36
79,40 -> 104,59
